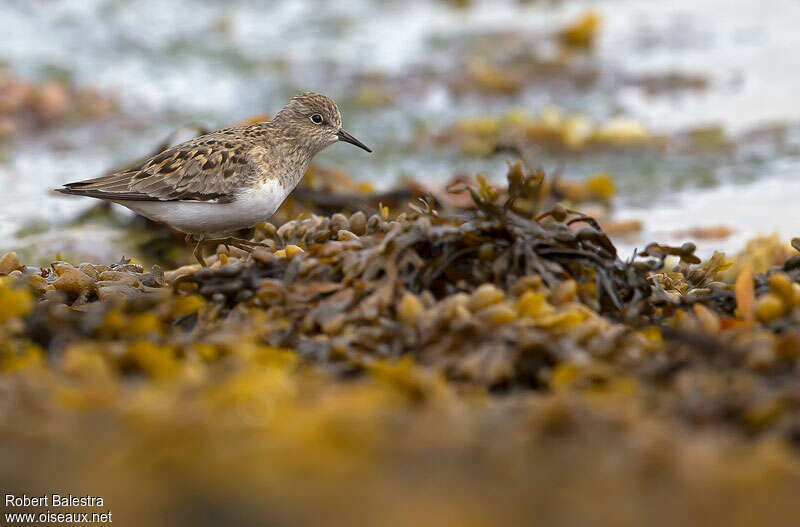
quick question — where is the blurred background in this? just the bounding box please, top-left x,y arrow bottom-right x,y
1,0 -> 799,260
4,3 -> 800,525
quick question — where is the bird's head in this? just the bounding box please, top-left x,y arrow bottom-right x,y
274,92 -> 372,155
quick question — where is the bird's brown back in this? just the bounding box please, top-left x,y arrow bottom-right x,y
57,123 -> 277,202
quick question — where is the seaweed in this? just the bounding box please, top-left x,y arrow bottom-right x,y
3,162 -> 800,527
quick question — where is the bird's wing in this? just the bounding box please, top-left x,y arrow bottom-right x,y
57,129 -> 259,202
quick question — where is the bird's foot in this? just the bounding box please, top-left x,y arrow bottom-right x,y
225,237 -> 275,250
191,237 -> 275,267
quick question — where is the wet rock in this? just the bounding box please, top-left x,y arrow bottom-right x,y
53,266 -> 95,296
0,252 -> 22,275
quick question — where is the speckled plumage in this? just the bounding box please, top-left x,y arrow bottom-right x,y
56,92 -> 371,237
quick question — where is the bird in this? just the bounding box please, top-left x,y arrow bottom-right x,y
55,92 -> 372,266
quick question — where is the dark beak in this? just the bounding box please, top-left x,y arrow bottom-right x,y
337,129 -> 372,153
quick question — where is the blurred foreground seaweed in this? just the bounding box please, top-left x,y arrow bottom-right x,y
2,163 -> 800,525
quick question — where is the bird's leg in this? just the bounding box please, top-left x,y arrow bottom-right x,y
192,235 -> 233,266
192,234 -> 208,267
200,237 -> 233,252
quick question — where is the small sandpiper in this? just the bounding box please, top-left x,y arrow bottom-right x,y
56,92 -> 372,265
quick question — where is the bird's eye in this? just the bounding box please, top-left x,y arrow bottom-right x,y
310,114 -> 324,125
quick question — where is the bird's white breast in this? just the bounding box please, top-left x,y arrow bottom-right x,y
115,178 -> 288,235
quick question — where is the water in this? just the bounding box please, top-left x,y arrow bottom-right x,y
1,0 -> 799,260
